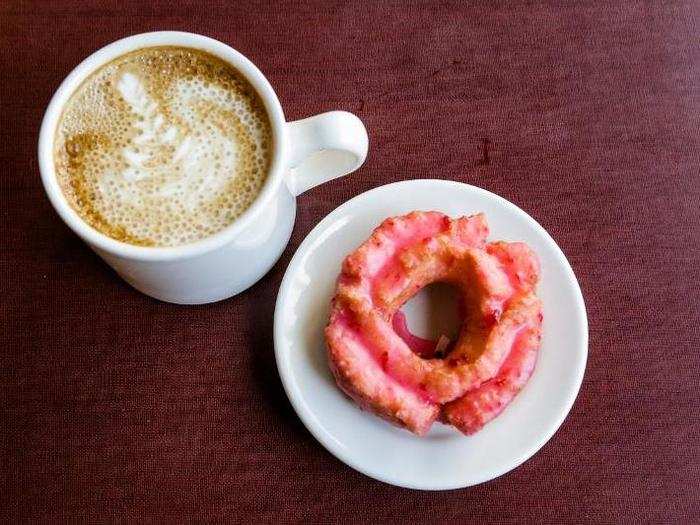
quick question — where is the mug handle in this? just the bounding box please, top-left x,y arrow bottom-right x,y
284,111 -> 368,196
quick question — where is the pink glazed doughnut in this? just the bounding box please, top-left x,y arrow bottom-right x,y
325,212 -> 543,436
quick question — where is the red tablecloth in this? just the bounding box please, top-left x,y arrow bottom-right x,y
2,1 -> 699,522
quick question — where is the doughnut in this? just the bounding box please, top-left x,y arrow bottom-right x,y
325,212 -> 543,436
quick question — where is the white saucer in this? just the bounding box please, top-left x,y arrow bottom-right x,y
274,180 -> 587,490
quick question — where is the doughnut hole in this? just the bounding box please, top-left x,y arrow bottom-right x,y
393,282 -> 463,359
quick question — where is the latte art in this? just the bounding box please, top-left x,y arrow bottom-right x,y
54,47 -> 272,246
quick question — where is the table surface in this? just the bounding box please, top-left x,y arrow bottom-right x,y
2,1 -> 699,522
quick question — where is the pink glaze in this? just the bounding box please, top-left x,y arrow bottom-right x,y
326,309 -> 439,435
391,311 -> 440,359
343,212 -> 451,279
325,212 -> 543,436
442,314 -> 543,435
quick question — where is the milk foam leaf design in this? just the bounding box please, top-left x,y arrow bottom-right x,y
117,72 -> 180,182
116,72 -> 151,118
115,73 -> 237,212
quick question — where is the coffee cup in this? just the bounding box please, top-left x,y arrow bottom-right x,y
38,31 -> 368,304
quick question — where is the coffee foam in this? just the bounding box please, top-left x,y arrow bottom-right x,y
54,47 -> 272,246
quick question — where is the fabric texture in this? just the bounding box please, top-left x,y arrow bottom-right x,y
1,1 -> 699,522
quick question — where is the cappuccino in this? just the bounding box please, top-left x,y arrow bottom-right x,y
54,46 -> 272,246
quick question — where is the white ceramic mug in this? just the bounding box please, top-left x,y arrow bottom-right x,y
38,31 -> 368,304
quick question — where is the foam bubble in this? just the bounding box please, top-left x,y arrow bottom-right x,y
54,46 -> 272,247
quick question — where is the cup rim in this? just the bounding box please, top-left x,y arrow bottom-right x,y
38,31 -> 288,262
